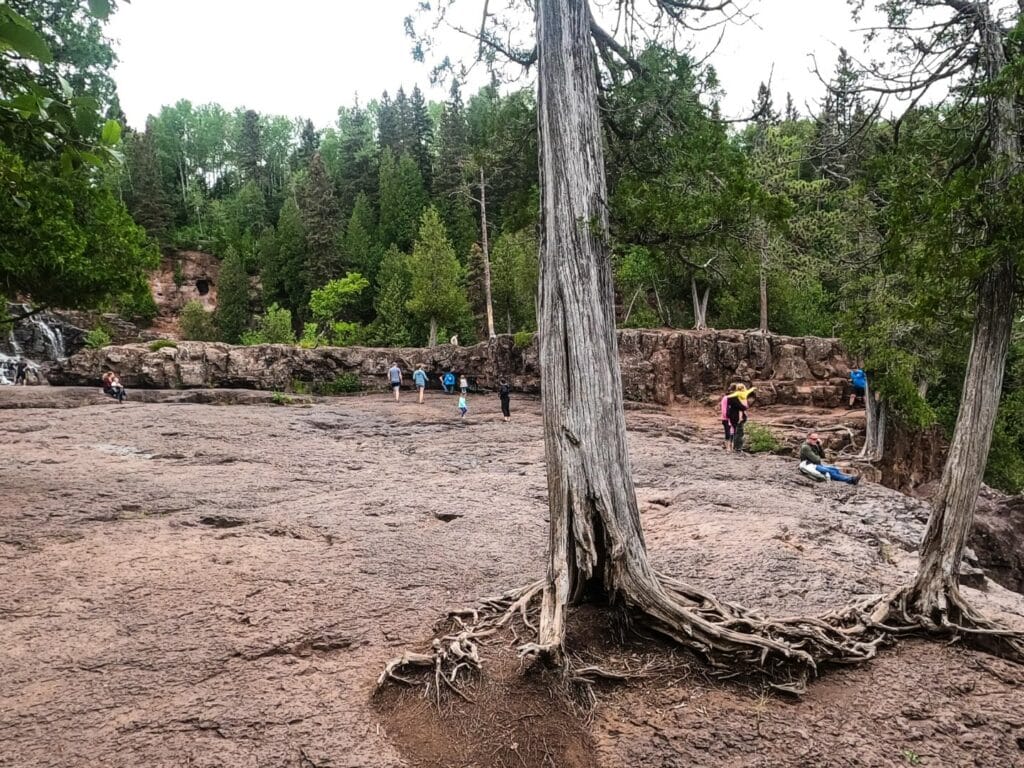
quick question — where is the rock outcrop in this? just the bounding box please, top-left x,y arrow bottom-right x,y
49,329 -> 854,407
972,488 -> 1024,594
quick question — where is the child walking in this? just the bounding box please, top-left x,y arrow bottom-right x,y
458,393 -> 468,419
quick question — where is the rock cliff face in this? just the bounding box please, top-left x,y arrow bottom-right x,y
49,330 -> 854,407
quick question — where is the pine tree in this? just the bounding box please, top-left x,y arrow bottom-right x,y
335,102 -> 380,215
433,79 -> 478,261
406,206 -> 471,347
378,149 -> 427,251
124,127 -> 172,240
393,86 -> 414,154
291,118 -> 320,171
270,195 -> 308,314
410,85 -> 434,189
342,192 -> 378,277
215,246 -> 251,343
371,245 -> 412,347
296,152 -> 344,292
377,90 -> 398,154
235,109 -> 264,190
784,92 -> 799,122
490,229 -> 538,334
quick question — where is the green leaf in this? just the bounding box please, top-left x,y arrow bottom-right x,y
60,150 -> 75,176
87,0 -> 112,20
100,119 -> 121,146
56,74 -> 73,100
0,21 -> 54,63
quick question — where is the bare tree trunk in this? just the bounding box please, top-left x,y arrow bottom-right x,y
479,168 -> 496,339
917,379 -> 929,399
691,277 -> 706,329
534,0 -> 656,656
910,259 -> 1015,612
428,317 -> 438,348
860,380 -> 886,462
758,232 -> 769,334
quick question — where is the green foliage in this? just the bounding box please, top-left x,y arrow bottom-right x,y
309,273 -> 370,325
745,424 -> 782,454
513,331 -> 535,349
84,326 -> 111,349
241,303 -> 295,345
296,152 -> 343,290
368,246 -> 411,347
290,373 -> 362,395
378,148 -> 427,251
179,299 -> 218,341
270,391 -> 293,406
298,322 -> 319,349
148,339 -> 177,352
406,206 -> 471,345
215,247 -> 250,344
491,229 -> 538,334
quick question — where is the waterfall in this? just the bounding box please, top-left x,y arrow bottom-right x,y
0,352 -> 15,385
31,316 -> 66,359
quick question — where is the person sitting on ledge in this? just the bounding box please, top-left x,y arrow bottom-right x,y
102,371 -> 127,404
799,432 -> 859,484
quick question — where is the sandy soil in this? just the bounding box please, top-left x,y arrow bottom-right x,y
1,389 -> 1022,768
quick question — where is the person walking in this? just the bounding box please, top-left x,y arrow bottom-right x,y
388,362 -> 402,402
458,393 -> 468,419
799,433 -> 860,484
498,379 -> 511,422
413,364 -> 428,404
442,370 -> 456,394
459,374 -> 468,394
719,387 -> 734,450
14,359 -> 28,385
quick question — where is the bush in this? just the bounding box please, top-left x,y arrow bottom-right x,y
84,327 -> 112,349
180,300 -> 218,341
513,330 -> 535,349
299,323 -> 319,349
148,340 -> 178,352
270,391 -> 293,406
292,373 -> 362,395
241,303 -> 295,345
745,423 -> 782,453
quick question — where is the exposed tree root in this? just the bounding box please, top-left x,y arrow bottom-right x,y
379,572 -> 1024,703
826,583 -> 1024,663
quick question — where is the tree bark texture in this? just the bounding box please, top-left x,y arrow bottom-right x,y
911,259 -> 1016,610
690,277 -> 708,330
758,232 -> 769,333
479,168 -> 497,339
535,0 -> 655,653
428,317 -> 438,348
860,380 -> 886,462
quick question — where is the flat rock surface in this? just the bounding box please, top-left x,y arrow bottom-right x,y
1,390 -> 1022,767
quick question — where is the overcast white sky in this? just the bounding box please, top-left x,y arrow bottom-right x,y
107,1 -> 876,129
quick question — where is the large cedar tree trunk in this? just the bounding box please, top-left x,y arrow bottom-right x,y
534,0 -> 656,653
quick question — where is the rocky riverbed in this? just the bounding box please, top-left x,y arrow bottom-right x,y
1,389 -> 1022,767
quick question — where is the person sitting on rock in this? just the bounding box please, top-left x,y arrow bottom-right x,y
799,433 -> 859,484
102,371 -> 126,404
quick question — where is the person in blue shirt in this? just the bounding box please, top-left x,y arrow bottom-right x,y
849,368 -> 867,408
442,370 -> 456,394
388,362 -> 402,402
413,364 -> 429,404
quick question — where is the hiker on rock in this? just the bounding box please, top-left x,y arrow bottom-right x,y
388,362 -> 402,402
849,367 -> 867,409
459,374 -> 468,394
719,386 -> 735,450
799,432 -> 860,485
413,364 -> 428,404
726,383 -> 751,452
14,359 -> 28,385
458,392 -> 468,419
442,370 -> 456,394
499,379 -> 511,422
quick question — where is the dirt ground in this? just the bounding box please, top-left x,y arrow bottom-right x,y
1,388 -> 1022,768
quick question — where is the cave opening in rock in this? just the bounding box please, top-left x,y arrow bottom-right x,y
196,279 -> 210,295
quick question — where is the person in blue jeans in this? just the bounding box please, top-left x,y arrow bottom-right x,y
799,433 -> 860,484
413,364 -> 428,404
388,362 -> 402,402
442,370 -> 456,394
